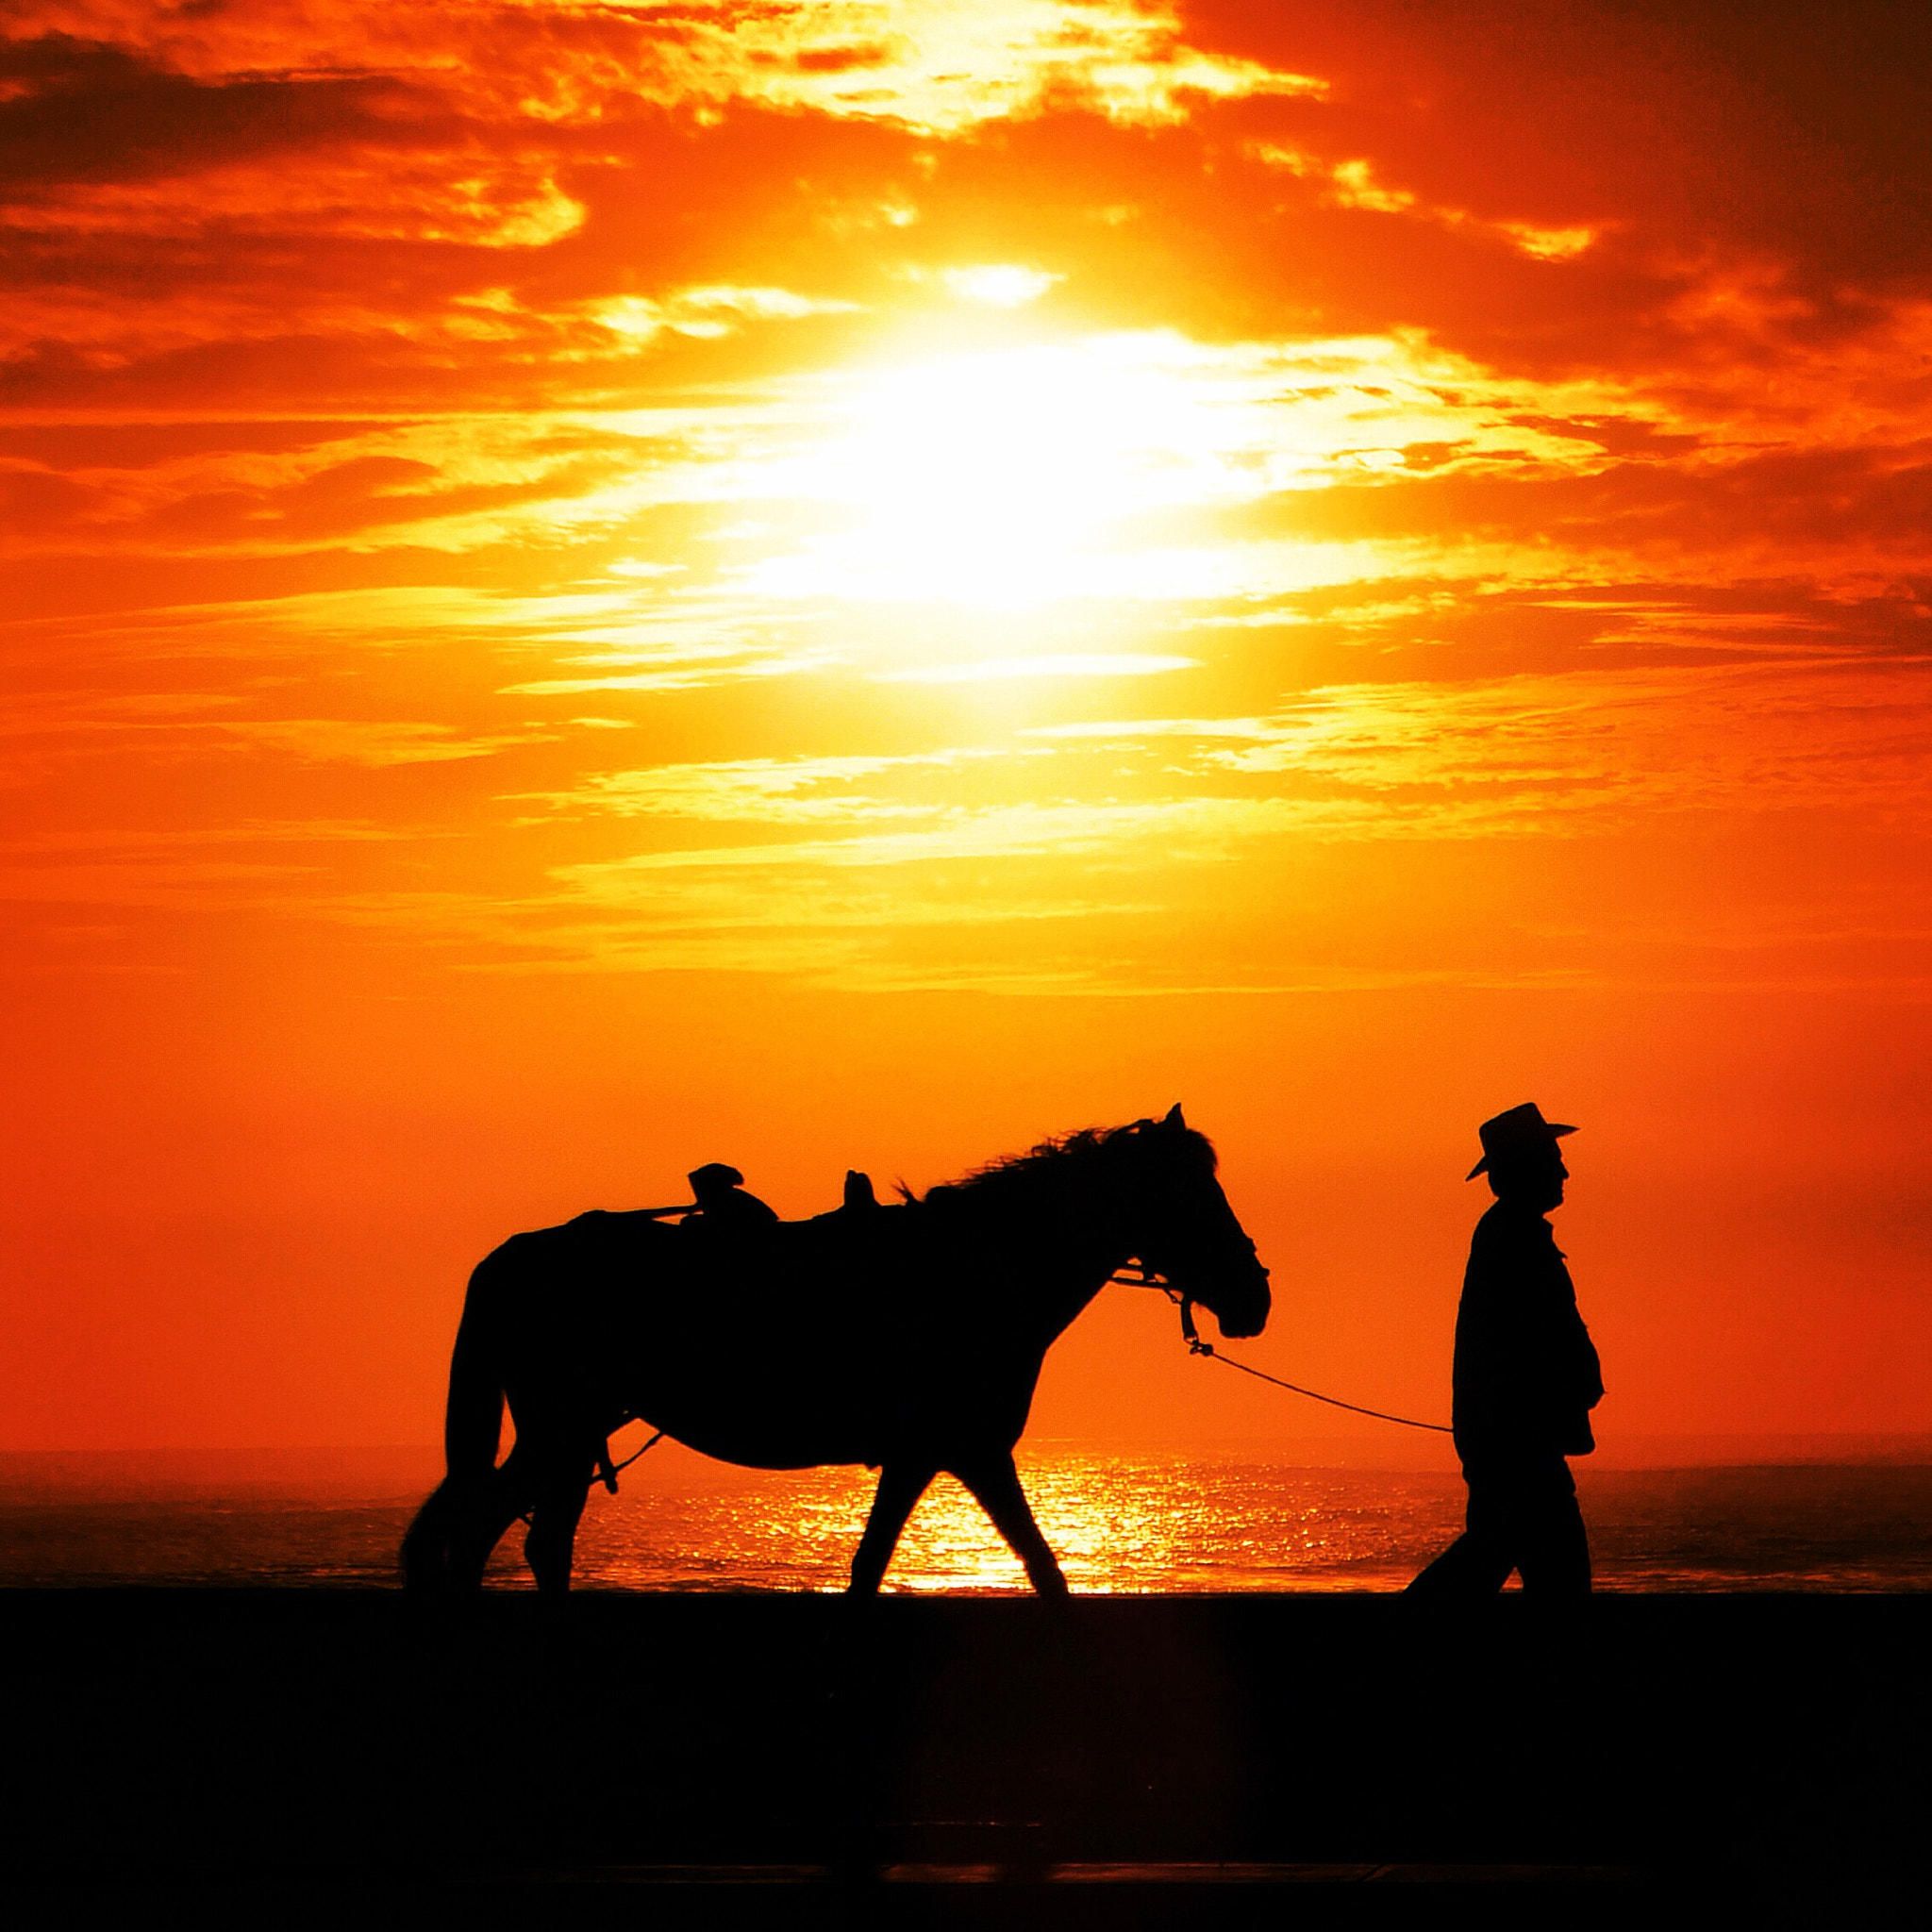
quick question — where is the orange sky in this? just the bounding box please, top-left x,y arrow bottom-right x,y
4,2 -> 1929,1453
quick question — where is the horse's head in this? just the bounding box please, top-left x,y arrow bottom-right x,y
1112,1106 -> 1272,1341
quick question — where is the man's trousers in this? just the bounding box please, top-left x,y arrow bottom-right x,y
1405,1456 -> 1591,1595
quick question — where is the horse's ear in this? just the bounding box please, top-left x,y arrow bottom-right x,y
1162,1104 -> 1187,1131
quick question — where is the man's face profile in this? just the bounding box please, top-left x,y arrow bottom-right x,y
1488,1141 -> 1569,1212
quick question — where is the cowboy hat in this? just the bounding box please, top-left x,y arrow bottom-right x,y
1466,1102 -> 1577,1180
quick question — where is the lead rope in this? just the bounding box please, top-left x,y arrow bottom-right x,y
1110,1271 -> 1454,1436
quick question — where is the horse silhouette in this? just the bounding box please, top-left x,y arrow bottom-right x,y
402,1107 -> 1271,1595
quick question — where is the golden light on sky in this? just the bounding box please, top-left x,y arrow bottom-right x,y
3,1 -> 1930,1456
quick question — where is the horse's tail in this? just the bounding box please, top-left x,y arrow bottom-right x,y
402,1251 -> 509,1592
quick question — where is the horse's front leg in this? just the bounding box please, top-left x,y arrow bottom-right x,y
848,1461 -> 937,1594
524,1450 -> 593,1595
953,1454 -> 1070,1599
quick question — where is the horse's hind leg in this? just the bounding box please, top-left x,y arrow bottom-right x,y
954,1454 -> 1070,1599
848,1461 -> 937,1594
446,1462 -> 529,1590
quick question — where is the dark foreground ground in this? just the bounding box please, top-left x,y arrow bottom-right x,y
4,1592 -> 1924,1925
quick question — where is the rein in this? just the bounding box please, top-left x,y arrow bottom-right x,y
595,1424 -> 665,1493
1108,1270 -> 1454,1436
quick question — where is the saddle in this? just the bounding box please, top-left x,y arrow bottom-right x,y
641,1162 -> 883,1236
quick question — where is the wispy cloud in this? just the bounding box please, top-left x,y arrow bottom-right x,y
210,719 -> 555,766
4,2 -> 1323,134
875,655 -> 1197,683
513,750 -> 1000,823
1248,142 -> 1602,261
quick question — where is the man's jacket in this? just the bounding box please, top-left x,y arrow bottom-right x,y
1451,1201 -> 1604,1466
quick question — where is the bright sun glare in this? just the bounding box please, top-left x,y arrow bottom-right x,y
746,337 -> 1253,608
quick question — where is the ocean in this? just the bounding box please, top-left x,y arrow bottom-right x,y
3,1440 -> 1929,1591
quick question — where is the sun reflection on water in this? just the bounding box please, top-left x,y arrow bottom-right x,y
555,1449 -> 1469,1594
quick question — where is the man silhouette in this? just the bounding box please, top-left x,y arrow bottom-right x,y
1407,1103 -> 1603,1596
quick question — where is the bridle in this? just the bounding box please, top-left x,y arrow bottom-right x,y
1108,1262 -> 1209,1355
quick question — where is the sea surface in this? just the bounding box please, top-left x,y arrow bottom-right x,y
3,1441 -> 1929,1591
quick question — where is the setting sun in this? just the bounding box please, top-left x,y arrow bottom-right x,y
737,335 -> 1259,608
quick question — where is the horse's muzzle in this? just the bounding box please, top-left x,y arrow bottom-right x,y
1213,1263 -> 1271,1340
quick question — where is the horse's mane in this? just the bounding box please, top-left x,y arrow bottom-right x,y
910,1118 -> 1217,1209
